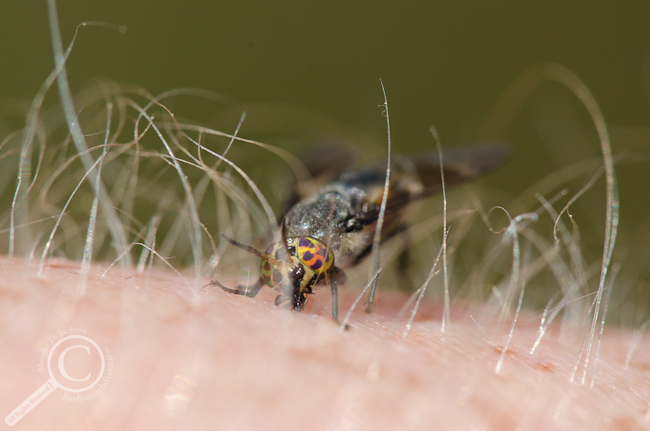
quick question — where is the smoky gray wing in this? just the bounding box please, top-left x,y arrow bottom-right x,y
408,142 -> 511,199
344,142 -> 511,224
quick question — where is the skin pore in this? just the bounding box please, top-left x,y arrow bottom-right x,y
2,255 -> 649,430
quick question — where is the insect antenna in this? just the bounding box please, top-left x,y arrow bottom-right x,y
222,234 -> 281,266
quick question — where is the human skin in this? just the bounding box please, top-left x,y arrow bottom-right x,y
2,256 -> 650,431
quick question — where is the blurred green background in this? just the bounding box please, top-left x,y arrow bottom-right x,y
1,1 -> 650,279
2,1 -> 649,188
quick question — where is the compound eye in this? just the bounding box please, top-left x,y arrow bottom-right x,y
296,237 -> 334,274
260,243 -> 289,288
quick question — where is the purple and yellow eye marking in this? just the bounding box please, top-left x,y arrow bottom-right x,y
297,237 -> 334,274
258,237 -> 334,289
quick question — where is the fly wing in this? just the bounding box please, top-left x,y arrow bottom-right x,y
344,143 -> 511,223
281,142 -> 510,269
401,142 -> 511,202
283,141 -> 359,214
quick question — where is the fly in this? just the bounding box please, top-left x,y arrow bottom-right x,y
211,143 -> 510,324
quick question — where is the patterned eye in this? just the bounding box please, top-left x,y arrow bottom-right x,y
259,243 -> 289,288
296,237 -> 334,274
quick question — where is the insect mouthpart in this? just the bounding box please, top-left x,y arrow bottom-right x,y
214,234 -> 340,317
214,142 -> 509,325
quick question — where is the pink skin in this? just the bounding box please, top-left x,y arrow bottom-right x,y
2,256 -> 649,430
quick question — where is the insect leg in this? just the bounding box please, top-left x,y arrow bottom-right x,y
328,267 -> 346,324
275,294 -> 289,307
211,278 -> 264,298
330,275 -> 339,323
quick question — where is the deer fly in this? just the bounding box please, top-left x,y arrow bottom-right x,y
211,142 -> 509,323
